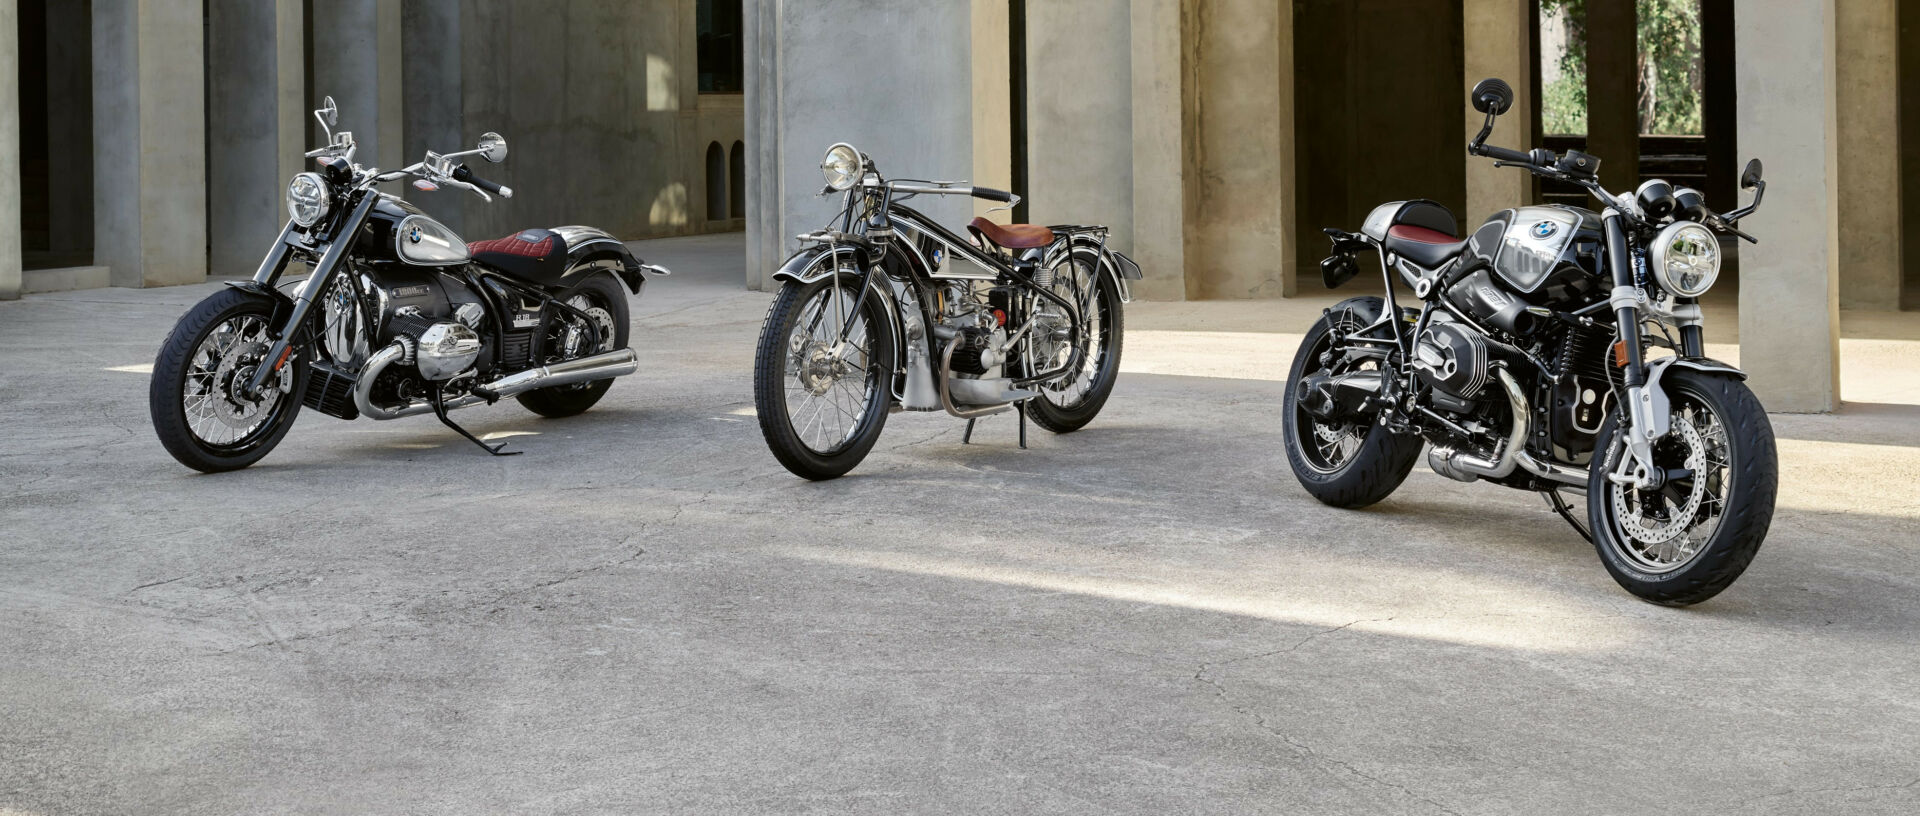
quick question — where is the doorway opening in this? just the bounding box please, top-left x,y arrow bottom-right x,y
17,0 -> 95,272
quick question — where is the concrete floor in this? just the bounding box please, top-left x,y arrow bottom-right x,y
3,233 -> 1918,815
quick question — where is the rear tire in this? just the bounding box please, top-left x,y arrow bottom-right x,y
149,288 -> 308,473
1280,297 -> 1422,508
517,272 -> 630,418
1587,369 -> 1776,606
1027,250 -> 1125,434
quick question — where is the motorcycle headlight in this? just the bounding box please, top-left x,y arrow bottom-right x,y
820,143 -> 863,191
1649,221 -> 1721,298
287,172 -> 331,228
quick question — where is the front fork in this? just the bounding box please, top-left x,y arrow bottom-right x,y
1602,209 -> 1668,489
241,193 -> 378,397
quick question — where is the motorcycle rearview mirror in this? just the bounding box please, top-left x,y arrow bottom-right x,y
1470,77 -> 1515,116
1740,158 -> 1764,190
322,96 -> 338,126
478,132 -> 508,164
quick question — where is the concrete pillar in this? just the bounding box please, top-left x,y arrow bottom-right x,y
1586,1 -> 1639,194
745,1 -> 974,291
1737,0 -> 1841,411
1835,0 -> 1901,309
1127,0 -> 1188,301
1023,1 -> 1133,250
1183,0 -> 1292,299
401,0 -> 465,235
1464,0 -> 1535,223
0,0 -> 18,301
44,0 -> 91,258
312,0 -> 405,173
93,0 -> 207,288
207,0 -> 304,279
970,0 -> 1012,224
743,0 -> 781,290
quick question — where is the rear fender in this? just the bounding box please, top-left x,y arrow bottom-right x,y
551,226 -> 666,294
1044,237 -> 1138,303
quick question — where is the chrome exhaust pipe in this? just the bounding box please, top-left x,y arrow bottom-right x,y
477,348 -> 637,399
354,343 -> 637,420
1428,367 -> 1530,482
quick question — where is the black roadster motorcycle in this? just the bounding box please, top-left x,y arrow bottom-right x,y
150,97 -> 668,472
1284,79 -> 1777,605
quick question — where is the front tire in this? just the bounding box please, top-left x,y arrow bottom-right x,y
1280,297 -> 1422,508
753,272 -> 894,480
517,271 -> 631,418
149,287 -> 308,473
1587,368 -> 1776,606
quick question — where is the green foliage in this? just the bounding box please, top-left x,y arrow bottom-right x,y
1539,0 -> 1703,137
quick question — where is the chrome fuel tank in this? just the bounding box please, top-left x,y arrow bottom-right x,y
358,194 -> 470,267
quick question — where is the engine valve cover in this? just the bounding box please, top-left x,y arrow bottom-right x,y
1414,322 -> 1491,399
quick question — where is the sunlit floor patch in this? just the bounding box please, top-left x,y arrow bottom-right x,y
104,364 -> 153,374
777,544 -> 1629,654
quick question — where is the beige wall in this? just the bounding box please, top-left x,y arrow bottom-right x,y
971,0 -> 1013,224
1184,0 -> 1293,299
1836,0 -> 1901,310
1463,0 -> 1534,225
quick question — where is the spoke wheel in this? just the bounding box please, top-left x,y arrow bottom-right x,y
518,272 -> 630,418
150,287 -> 308,472
1588,368 -> 1777,605
753,271 -> 893,480
1025,247 -> 1125,434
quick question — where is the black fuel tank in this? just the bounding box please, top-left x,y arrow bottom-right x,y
1464,205 -> 1604,304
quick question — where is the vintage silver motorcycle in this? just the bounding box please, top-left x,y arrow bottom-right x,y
1284,78 -> 1778,605
149,97 -> 668,472
752,143 -> 1142,479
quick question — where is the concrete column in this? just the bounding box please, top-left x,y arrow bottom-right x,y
1586,1 -> 1639,194
0,0 -> 18,301
1464,0 -> 1535,223
312,0 -> 406,173
1183,0 -> 1291,300
1127,0 -> 1188,301
93,0 -> 207,288
402,0 -> 465,235
1737,0 -> 1841,411
1024,1 -> 1133,250
207,0 -> 304,279
1835,0 -> 1901,309
743,0 -> 782,290
970,0 -> 1012,224
747,1 -> 973,291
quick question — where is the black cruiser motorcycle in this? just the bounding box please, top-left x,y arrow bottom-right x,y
150,97 -> 668,472
1284,79 -> 1777,605
753,143 -> 1141,480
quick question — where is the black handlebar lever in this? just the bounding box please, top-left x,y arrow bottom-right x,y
453,164 -> 512,199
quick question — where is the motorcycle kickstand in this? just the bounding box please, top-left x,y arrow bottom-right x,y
1541,488 -> 1590,544
1017,402 -> 1027,449
963,417 -> 976,444
431,391 -> 520,456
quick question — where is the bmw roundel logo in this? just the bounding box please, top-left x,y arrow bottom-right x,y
1531,220 -> 1559,240
407,226 -> 423,244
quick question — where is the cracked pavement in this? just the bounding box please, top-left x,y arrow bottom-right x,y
4,233 -> 1919,814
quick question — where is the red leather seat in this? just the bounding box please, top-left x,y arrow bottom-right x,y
1384,224 -> 1468,269
468,229 -> 569,285
968,217 -> 1056,249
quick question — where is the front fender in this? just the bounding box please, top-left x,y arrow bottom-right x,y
223,280 -> 296,333
1640,355 -> 1747,439
769,244 -> 908,380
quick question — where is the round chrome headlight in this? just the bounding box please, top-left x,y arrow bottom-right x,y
1649,222 -> 1721,297
287,172 -> 331,228
820,143 -> 863,191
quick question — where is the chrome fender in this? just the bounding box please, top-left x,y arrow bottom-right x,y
1041,238 -> 1138,303
769,245 -> 911,400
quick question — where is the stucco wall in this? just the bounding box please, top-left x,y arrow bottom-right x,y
1836,0 -> 1901,310
1023,0 -> 1134,250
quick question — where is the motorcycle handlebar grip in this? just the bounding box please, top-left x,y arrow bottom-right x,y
1475,143 -> 1533,164
971,187 -> 1014,203
454,164 -> 511,198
